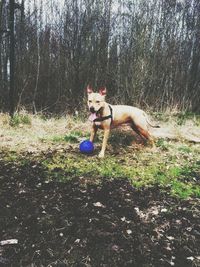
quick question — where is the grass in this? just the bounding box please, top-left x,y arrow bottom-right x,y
0,111 -> 199,198
153,111 -> 200,126
52,130 -> 90,143
10,113 -> 32,127
24,145 -> 199,198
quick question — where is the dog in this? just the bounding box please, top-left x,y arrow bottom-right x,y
87,85 -> 159,158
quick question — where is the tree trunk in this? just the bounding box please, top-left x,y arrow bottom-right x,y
9,0 -> 15,117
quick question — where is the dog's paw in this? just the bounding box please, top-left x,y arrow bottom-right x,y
98,151 -> 105,158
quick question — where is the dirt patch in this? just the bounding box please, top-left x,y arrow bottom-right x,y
0,159 -> 199,267
151,120 -> 200,143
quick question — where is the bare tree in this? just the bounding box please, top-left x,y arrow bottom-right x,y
0,0 -> 199,113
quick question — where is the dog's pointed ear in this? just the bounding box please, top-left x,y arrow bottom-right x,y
99,87 -> 107,96
86,85 -> 93,94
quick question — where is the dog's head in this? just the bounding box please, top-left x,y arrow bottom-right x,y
86,85 -> 106,114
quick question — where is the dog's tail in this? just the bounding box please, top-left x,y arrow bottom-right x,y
147,121 -> 160,128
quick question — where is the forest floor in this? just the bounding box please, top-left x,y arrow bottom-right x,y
0,112 -> 200,267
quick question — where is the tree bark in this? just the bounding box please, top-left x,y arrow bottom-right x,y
9,0 -> 15,117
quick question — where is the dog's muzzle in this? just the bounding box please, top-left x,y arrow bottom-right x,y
89,107 -> 95,113
89,105 -> 113,124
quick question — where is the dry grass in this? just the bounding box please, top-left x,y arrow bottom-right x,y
0,111 -> 199,153
0,112 -> 90,152
151,120 -> 200,143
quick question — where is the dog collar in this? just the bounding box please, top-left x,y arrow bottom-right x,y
93,105 -> 113,124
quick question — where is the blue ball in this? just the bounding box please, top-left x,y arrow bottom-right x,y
79,140 -> 94,154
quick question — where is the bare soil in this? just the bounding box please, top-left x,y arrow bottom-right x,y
0,154 -> 199,267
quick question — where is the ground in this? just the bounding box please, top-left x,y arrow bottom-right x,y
0,112 -> 199,267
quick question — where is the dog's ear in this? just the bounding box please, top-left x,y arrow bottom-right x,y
86,85 -> 93,94
99,87 -> 107,96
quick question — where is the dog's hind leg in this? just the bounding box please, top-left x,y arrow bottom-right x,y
131,122 -> 154,145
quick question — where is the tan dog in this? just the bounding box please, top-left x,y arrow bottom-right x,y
87,85 -> 159,158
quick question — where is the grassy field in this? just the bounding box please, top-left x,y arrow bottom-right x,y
0,111 -> 199,199
0,111 -> 200,266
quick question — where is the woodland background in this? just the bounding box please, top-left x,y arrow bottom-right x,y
0,0 -> 200,114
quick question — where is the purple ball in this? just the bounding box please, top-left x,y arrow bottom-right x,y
79,140 -> 94,154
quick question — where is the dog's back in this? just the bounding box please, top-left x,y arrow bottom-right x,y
110,105 -> 146,127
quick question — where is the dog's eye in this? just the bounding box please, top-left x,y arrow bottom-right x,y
88,100 -> 92,103
96,101 -> 100,104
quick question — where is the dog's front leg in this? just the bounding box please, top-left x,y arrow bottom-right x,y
90,124 -> 98,143
99,128 -> 110,158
